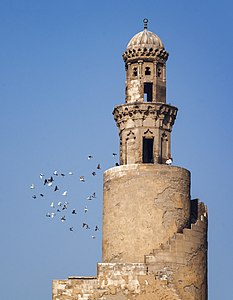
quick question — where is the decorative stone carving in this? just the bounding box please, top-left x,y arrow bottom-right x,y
123,48 -> 169,63
113,103 -> 178,132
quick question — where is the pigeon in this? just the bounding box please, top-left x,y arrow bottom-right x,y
62,191 -> 68,196
84,206 -> 88,213
61,216 -> 66,222
92,171 -> 96,176
95,226 -> 99,231
97,164 -> 101,170
72,209 -> 77,215
80,176 -> 85,182
165,158 -> 173,165
113,153 -> 117,157
69,227 -> 74,231
32,195 -> 36,199
39,173 -> 44,179
53,171 -> 58,176
54,185 -> 59,192
30,184 -> 35,189
82,223 -> 90,229
88,155 -> 93,160
62,204 -> 68,210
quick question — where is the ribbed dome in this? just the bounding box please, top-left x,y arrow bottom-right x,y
127,29 -> 164,50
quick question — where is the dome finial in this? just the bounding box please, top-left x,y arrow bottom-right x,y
143,18 -> 148,30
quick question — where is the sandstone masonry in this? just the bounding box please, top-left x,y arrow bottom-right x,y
52,19 -> 208,300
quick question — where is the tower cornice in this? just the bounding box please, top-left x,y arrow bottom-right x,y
113,102 -> 178,132
122,48 -> 169,63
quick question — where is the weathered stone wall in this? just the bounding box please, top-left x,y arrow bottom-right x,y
146,215 -> 208,300
52,263 -> 182,300
113,103 -> 177,164
53,208 -> 207,300
102,164 -> 190,263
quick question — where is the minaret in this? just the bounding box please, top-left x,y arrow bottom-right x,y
53,20 -> 208,300
102,19 -> 208,297
114,19 -> 177,165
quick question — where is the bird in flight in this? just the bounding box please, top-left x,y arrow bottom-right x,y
62,191 -> 68,196
30,184 -> 35,189
88,155 -> 93,160
92,171 -> 96,176
68,171 -> 73,175
62,203 -> 68,210
113,153 -> 117,157
80,176 -> 85,182
97,164 -> 101,170
39,173 -> 44,179
95,226 -> 99,231
32,195 -> 36,199
82,223 -> 90,229
61,216 -> 66,222
72,209 -> 77,214
54,185 -> 59,192
84,206 -> 88,213
69,227 -> 74,231
53,171 -> 58,176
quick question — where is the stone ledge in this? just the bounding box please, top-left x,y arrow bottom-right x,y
68,276 -> 97,280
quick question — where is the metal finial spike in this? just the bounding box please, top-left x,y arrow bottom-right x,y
143,18 -> 148,29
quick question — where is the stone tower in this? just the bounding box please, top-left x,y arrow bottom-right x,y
53,20 -> 208,300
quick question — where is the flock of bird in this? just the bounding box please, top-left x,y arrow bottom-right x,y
30,153 -> 173,239
30,154 -> 118,239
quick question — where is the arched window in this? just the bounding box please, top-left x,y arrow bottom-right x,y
145,67 -> 151,75
157,67 -> 162,78
143,137 -> 154,163
133,67 -> 138,77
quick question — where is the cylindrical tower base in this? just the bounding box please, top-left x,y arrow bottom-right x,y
102,164 -> 191,263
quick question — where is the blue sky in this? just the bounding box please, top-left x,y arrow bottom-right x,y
0,1 -> 232,299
